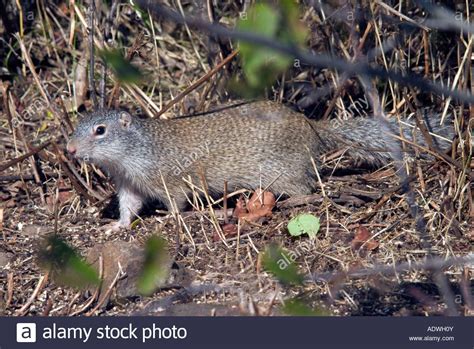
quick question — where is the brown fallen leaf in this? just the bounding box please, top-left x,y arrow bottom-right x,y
351,226 -> 379,252
233,189 -> 275,223
247,188 -> 276,212
232,196 -> 247,219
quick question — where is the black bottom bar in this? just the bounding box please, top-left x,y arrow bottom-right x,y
2,316 -> 473,349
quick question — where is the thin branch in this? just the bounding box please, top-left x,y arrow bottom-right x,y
0,140 -> 52,173
310,254 -> 474,282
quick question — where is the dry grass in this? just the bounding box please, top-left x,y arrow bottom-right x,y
0,0 -> 472,316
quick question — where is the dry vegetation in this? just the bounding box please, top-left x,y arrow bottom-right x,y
0,0 -> 472,316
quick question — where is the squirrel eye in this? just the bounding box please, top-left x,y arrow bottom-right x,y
94,125 -> 106,135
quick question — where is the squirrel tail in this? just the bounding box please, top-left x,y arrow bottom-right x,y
316,113 -> 454,167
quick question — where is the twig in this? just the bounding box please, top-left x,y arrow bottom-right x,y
16,273 -> 49,316
176,0 -> 207,72
16,34 -> 51,103
197,166 -> 228,246
375,0 -> 430,31
223,181 -> 228,224
70,255 -> 103,316
64,291 -> 81,316
107,32 -> 147,110
5,272 -> 14,309
41,297 -> 53,316
51,142 -> 103,202
0,140 -> 52,173
86,262 -> 126,316
310,254 -> 474,282
0,81 -> 14,131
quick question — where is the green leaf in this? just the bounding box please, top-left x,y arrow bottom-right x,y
282,298 -> 330,316
137,236 -> 169,296
279,0 -> 308,45
234,1 -> 307,95
237,3 -> 291,92
99,49 -> 143,84
262,244 -> 304,286
37,236 -> 99,288
287,214 -> 320,239
238,3 -> 279,41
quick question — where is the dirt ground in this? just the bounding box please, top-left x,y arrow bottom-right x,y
0,1 -> 472,316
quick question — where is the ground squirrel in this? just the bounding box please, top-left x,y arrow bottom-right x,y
67,100 -> 453,230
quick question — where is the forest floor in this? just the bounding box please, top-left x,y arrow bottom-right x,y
0,1 -> 472,316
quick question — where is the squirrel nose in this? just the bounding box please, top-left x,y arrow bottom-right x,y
67,141 -> 77,155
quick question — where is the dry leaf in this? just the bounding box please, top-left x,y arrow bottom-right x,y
233,189 -> 275,223
351,226 -> 379,251
232,196 -> 247,219
247,188 -> 276,212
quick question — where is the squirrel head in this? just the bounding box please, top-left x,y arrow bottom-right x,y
67,110 -> 140,170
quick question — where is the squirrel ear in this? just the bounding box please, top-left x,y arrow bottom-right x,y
119,112 -> 132,129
